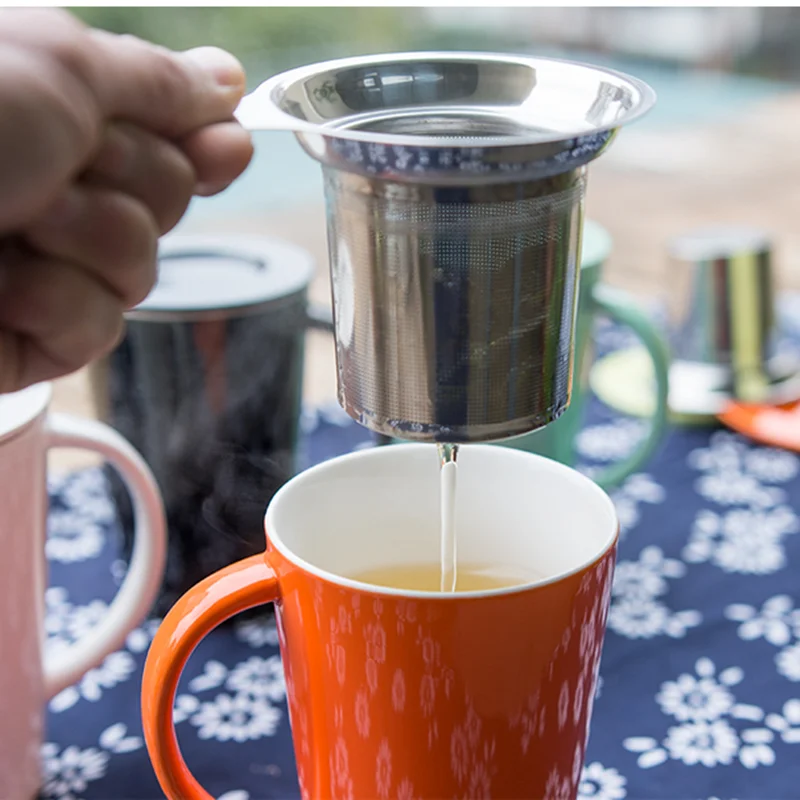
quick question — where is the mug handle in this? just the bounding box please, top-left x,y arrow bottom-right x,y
43,413 -> 167,697
589,284 -> 670,489
142,554 -> 278,800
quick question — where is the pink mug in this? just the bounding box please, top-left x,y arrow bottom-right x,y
0,382 -> 167,800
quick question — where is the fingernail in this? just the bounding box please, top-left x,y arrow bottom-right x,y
195,180 -> 230,197
182,46 -> 245,91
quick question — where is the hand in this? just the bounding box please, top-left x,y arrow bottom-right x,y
0,9 -> 254,393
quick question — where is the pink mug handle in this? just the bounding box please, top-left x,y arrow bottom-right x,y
43,413 -> 167,697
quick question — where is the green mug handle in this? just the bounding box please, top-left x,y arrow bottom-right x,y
589,284 -> 670,489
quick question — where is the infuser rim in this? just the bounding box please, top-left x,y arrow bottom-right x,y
240,50 -> 656,149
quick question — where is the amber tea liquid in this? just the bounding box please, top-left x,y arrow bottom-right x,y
351,562 -> 534,592
350,444 -> 535,593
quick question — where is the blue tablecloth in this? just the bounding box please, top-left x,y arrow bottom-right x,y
40,303 -> 800,800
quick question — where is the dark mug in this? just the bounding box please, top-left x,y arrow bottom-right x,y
89,235 -> 332,614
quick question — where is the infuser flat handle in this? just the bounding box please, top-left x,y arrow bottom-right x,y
235,84 -> 316,133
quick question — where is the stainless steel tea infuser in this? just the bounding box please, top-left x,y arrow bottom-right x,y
237,51 -> 656,442
666,227 -> 800,415
589,226 -> 800,423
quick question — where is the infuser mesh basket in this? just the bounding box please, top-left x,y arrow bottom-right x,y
324,169 -> 587,442
236,51 -> 656,441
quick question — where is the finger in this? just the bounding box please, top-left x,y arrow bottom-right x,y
0,324 -> 124,393
0,41 -> 100,230
0,244 -> 124,392
0,10 -> 246,137
0,11 -> 246,230
84,122 -> 196,234
23,185 -> 159,308
180,120 -> 254,196
87,34 -> 247,137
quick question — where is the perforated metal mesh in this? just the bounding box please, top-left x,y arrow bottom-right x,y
323,168 -> 587,442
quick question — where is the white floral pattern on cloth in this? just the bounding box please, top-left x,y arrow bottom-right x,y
683,433 -> 800,575
124,617 -> 160,655
684,506 -> 799,574
577,762 -> 627,800
46,468 -> 116,563
623,658 -> 800,769
576,419 -> 649,464
608,547 -> 702,639
726,595 -> 800,682
45,588 -> 137,713
234,613 -> 280,649
172,655 -> 287,742
606,474 -> 666,537
47,509 -> 106,563
688,432 -> 799,509
40,724 -> 142,800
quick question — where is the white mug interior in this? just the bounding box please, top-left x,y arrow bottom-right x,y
265,443 -> 618,597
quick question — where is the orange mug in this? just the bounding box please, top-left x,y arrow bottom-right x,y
142,444 -> 618,799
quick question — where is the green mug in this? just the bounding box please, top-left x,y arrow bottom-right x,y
501,220 -> 670,489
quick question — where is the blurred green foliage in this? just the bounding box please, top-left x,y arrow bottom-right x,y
68,8 -> 800,83
71,7 -> 426,84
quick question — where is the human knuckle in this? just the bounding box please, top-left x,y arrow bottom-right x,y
0,262 -> 67,338
0,333 -> 23,394
107,194 -> 158,305
152,135 -> 196,187
158,149 -> 196,230
12,8 -> 84,40
0,48 -> 99,163
171,144 -> 197,190
143,51 -> 193,131
91,306 -> 125,359
41,7 -> 84,32
60,292 -> 124,368
107,190 -> 158,242
46,22 -> 94,83
31,31 -> 103,150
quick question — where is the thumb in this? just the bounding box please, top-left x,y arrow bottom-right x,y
88,33 -> 247,138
